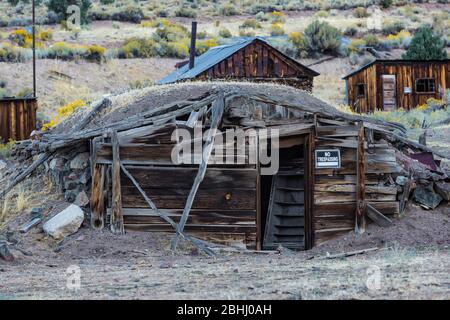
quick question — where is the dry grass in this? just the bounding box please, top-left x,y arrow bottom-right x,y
0,175 -> 56,228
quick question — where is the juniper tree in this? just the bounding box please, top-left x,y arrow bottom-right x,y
402,25 -> 447,60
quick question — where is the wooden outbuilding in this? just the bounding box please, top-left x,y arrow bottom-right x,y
157,37 -> 320,92
83,83 -> 408,251
0,98 -> 37,143
343,59 -> 450,113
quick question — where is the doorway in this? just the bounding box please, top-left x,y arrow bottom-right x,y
261,135 -> 310,250
382,75 -> 396,111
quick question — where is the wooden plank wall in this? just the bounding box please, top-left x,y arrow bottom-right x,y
346,64 -> 378,113
376,62 -> 449,110
313,119 -> 400,245
0,98 -> 37,142
348,61 -> 449,113
96,126 -> 259,248
197,40 -> 315,91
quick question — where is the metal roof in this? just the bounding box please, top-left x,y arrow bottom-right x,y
342,59 -> 450,79
157,36 -> 319,85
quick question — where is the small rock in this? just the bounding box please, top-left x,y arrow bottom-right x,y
74,191 -> 90,207
233,268 -> 239,273
64,190 -> 78,203
49,158 -> 66,171
0,242 -> 14,262
70,153 -> 90,170
395,176 -> 407,186
43,204 -> 84,240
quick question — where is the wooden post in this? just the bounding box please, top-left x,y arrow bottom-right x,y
171,95 -> 224,250
110,130 -> 124,234
355,121 -> 366,234
90,137 -> 106,229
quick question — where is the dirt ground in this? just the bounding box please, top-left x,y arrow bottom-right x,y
0,203 -> 449,300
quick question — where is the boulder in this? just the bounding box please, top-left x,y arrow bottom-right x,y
70,152 -> 90,170
413,185 -> 443,209
43,204 -> 84,239
74,191 -> 90,207
435,182 -> 450,201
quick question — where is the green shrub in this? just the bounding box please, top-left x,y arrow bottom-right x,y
304,20 -> 342,55
99,0 -> 115,4
382,21 -> 405,35
288,31 -> 308,58
219,28 -> 232,38
402,25 -> 447,60
239,29 -> 255,37
240,19 -> 262,29
0,42 -> 31,62
174,7 -> 197,18
120,38 -> 157,58
378,0 -> 393,9
353,7 -> 369,18
196,38 -> 219,55
270,23 -> 285,36
316,10 -> 329,18
218,4 -> 239,16
363,34 -> 379,47
112,5 -> 144,23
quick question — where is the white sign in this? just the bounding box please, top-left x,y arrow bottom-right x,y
315,149 -> 341,168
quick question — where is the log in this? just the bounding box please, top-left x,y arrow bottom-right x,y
110,130 -> 124,235
325,247 -> 379,259
90,137 -> 106,229
171,94 -> 225,250
72,97 -> 112,132
355,121 -> 366,234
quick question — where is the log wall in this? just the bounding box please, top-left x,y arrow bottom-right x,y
312,118 -> 401,245
0,98 -> 37,142
196,39 -> 316,92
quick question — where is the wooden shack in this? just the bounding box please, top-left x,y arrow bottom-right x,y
157,37 -> 320,91
0,98 -> 37,142
88,83 -> 404,251
343,59 -> 450,113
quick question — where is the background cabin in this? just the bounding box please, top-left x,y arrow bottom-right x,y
157,37 -> 319,91
343,59 -> 450,113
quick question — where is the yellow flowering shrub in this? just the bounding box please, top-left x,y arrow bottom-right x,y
42,99 -> 86,131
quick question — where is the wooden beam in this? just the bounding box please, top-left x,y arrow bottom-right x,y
171,94 -> 225,250
355,121 -> 366,234
90,138 -> 106,229
110,130 -> 124,234
367,203 -> 392,227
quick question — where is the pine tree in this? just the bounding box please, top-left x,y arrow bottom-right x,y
402,25 -> 447,60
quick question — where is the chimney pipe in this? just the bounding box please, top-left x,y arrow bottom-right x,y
189,21 -> 197,70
